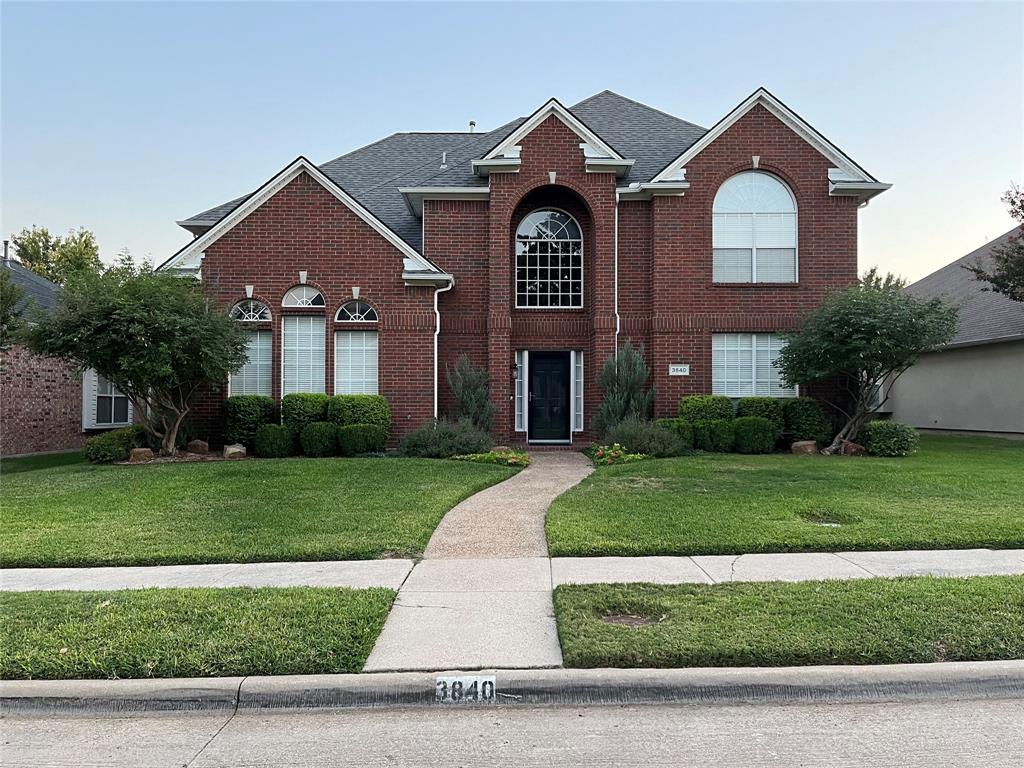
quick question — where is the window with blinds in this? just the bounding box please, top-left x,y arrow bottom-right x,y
712,333 -> 796,398
712,172 -> 797,283
230,330 -> 272,396
282,316 -> 326,394
335,331 -> 379,395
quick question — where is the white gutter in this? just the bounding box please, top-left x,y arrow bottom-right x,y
433,277 -> 456,419
614,189 -> 621,358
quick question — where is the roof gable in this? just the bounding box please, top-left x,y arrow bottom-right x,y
479,97 -> 624,163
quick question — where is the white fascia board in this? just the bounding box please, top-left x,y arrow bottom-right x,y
403,270 -> 455,286
616,181 -> 690,200
398,186 -> 490,217
829,180 -> 893,203
585,158 -> 635,177
481,98 -> 624,163
651,88 -> 882,185
471,157 -> 522,176
159,157 -> 441,276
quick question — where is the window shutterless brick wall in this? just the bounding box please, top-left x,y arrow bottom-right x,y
1,345 -> 86,456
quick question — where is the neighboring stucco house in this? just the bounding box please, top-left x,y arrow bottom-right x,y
887,227 -> 1024,437
1,256 -> 133,456
160,88 -> 890,445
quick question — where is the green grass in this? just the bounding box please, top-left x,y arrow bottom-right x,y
1,457 -> 516,567
0,587 -> 395,680
1,451 -> 86,475
554,576 -> 1024,668
547,435 -> 1024,557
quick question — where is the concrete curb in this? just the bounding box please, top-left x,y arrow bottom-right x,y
3,661 -> 1022,714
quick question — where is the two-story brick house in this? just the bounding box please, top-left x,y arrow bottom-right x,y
161,88 -> 889,445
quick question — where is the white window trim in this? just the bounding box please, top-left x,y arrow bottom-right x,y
515,208 -> 585,310
712,333 -> 798,399
81,369 -> 134,430
335,300 -> 379,323
334,329 -> 379,395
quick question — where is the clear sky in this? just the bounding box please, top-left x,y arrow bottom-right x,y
2,1 -> 1021,281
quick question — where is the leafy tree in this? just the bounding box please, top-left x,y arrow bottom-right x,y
777,269 -> 958,454
446,354 -> 493,432
0,268 -> 26,350
10,225 -> 102,284
965,185 -> 1024,302
23,256 -> 249,455
592,340 -> 653,437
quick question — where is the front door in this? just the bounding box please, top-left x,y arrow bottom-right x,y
528,351 -> 571,442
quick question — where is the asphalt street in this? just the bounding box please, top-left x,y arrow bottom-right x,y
3,697 -> 1023,767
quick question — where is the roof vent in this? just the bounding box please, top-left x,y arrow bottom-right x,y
440,151 -> 448,170
469,120 -> 476,134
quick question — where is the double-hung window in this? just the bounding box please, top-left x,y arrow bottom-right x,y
282,315 -> 326,394
334,301 -> 379,395
712,172 -> 797,283
228,300 -> 272,396
82,370 -> 133,429
712,333 -> 796,398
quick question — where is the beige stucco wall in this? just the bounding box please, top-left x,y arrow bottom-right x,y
887,340 -> 1024,434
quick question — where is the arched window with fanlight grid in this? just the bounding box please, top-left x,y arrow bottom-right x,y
712,172 -> 797,283
281,285 -> 326,307
335,300 -> 378,323
515,208 -> 583,308
334,301 -> 379,395
228,300 -> 272,396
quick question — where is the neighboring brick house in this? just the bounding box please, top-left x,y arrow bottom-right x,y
1,257 -> 133,456
161,88 -> 890,445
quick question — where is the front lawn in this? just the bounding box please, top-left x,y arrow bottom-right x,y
554,576 -> 1024,668
546,435 -> 1024,557
0,587 -> 394,679
1,458 -> 516,567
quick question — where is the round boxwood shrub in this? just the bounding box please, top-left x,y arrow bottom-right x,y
83,425 -> 147,463
224,395 -> 275,447
679,394 -> 734,423
606,418 -> 686,457
300,421 -> 337,457
281,393 -> 329,439
399,418 -> 492,458
783,397 -> 832,443
861,420 -> 919,457
327,394 -> 391,434
654,418 -> 694,451
337,423 -> 388,456
693,419 -> 735,452
733,416 -> 776,454
735,397 -> 784,439
254,424 -> 293,458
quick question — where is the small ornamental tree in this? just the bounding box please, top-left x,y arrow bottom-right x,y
965,185 -> 1024,302
592,340 -> 653,436
777,269 -> 957,455
23,257 -> 249,455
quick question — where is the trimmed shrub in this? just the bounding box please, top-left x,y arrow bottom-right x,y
606,418 -> 686,457
735,397 -> 784,438
337,424 -> 388,456
654,418 -> 695,451
693,419 -> 735,452
281,393 -> 329,439
254,424 -> 293,458
591,341 -> 653,435
733,416 -> 776,454
862,421 -> 920,457
327,395 -> 391,434
300,421 -> 337,457
783,397 -> 832,443
82,425 -> 146,463
224,395 -> 275,447
399,418 -> 492,459
679,394 -> 734,423
445,354 -> 493,432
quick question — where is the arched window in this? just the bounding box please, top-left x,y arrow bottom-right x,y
282,285 -> 325,307
515,208 -> 583,308
712,172 -> 797,283
229,299 -> 271,322
335,300 -> 378,323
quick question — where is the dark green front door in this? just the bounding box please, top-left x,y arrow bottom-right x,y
528,351 -> 571,441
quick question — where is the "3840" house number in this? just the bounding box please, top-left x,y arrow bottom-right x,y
435,675 -> 496,704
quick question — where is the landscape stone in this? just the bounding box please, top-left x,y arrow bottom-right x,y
128,447 -> 154,463
841,440 -> 866,456
791,440 -> 818,455
222,443 -> 246,459
186,439 -> 209,455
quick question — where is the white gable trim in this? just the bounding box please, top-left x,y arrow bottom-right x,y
650,88 -> 880,185
479,97 -> 622,163
159,157 -> 443,277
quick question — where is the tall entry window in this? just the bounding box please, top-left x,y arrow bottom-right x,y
515,209 -> 583,308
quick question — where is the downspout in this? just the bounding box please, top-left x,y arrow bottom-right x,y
433,277 -> 455,419
614,189 -> 621,358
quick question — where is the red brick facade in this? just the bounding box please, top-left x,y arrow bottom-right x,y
1,345 -> 86,456
189,103 -> 860,445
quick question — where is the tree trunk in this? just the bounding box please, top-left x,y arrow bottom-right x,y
822,411 -> 869,455
161,409 -> 188,457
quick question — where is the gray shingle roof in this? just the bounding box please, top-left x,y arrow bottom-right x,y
177,91 -> 708,251
2,259 -> 59,315
905,226 -> 1024,347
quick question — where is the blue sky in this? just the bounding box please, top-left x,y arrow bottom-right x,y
2,1 -> 1021,281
